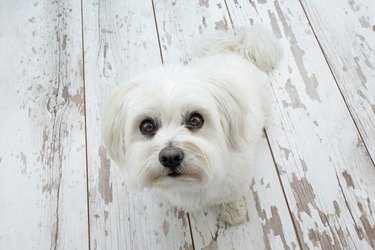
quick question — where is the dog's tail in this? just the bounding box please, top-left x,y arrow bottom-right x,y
195,27 -> 281,71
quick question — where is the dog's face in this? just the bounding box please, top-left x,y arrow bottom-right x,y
102,67 -> 253,192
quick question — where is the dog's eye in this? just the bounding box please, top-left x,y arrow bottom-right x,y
140,119 -> 157,136
187,113 -> 204,130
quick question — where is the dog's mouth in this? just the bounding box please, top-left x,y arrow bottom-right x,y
167,171 -> 182,177
151,168 -> 203,186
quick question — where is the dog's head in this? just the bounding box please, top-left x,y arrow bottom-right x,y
101,66 -> 255,192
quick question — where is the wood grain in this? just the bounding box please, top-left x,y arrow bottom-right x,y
153,0 -> 300,249
82,0 -> 193,249
0,0 -> 88,249
300,0 -> 375,163
2,0 -> 375,248
226,0 -> 375,248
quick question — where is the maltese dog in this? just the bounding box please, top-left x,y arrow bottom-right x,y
102,27 -> 280,225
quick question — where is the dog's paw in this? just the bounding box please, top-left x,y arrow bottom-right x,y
216,200 -> 247,225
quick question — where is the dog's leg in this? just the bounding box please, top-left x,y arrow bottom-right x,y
216,200 -> 247,225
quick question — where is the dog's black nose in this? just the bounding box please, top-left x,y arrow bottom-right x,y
159,146 -> 184,169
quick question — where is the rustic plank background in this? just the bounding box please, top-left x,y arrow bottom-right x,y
0,1 -> 88,249
225,0 -> 375,249
0,0 -> 374,249
83,0 -> 192,249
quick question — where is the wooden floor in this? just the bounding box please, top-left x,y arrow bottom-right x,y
1,0 -> 374,249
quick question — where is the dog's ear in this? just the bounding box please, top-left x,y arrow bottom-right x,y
101,84 -> 136,163
206,78 -> 257,151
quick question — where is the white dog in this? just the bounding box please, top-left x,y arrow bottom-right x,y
102,27 -> 280,225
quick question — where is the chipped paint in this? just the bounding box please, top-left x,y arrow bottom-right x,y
274,1 -> 320,102
104,210 -> 109,221
0,2 -> 90,249
62,34 -> 67,50
348,0 -> 360,12
177,209 -> 187,227
290,174 -> 316,217
300,159 -> 308,172
214,18 -> 228,31
291,44 -> 321,102
268,10 -> 282,38
162,21 -> 171,46
278,144 -> 291,160
250,179 -> 291,249
282,78 -> 307,110
201,223 -> 219,250
333,201 -> 341,217
100,29 -> 114,34
342,171 -> 355,188
357,89 -> 370,103
181,241 -> 193,250
202,16 -> 207,28
162,220 -> 169,236
62,86 -> 84,115
42,182 -> 57,194
358,16 -> 370,28
362,53 -> 374,70
265,206 -> 290,249
249,0 -> 258,14
20,152 -> 27,174
367,198 -> 373,216
307,228 -> 341,249
199,0 -> 209,8
99,146 -> 113,204
201,240 -> 218,250
354,57 -> 367,88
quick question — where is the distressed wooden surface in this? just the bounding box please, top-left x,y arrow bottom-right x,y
153,0 -> 299,249
300,0 -> 375,162
1,0 -> 375,249
0,0 -> 88,249
82,0 -> 193,249
226,0 -> 375,249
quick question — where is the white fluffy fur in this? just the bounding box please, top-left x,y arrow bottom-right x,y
102,27 -> 280,225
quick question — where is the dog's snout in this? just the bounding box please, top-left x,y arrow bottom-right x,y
159,146 -> 184,169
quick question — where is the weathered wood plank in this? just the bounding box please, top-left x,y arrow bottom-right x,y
0,0 -> 88,249
153,0 -> 300,249
226,0 -> 375,248
300,0 -> 375,164
82,0 -> 193,249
